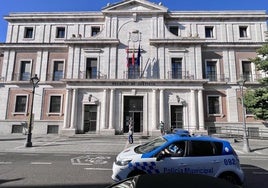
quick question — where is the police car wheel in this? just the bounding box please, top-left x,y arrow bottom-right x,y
127,170 -> 146,178
219,172 -> 240,185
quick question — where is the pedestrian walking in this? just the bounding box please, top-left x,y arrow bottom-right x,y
159,121 -> 165,135
128,122 -> 134,144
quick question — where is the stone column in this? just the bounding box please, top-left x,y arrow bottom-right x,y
152,89 -> 157,130
190,89 -> 197,130
108,89 -> 115,129
63,89 -> 71,129
159,89 -> 165,123
100,89 -> 107,129
198,89 -> 205,130
70,89 -> 77,129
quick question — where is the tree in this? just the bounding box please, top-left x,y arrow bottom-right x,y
243,44 -> 268,121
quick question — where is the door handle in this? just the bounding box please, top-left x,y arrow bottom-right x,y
212,160 -> 220,163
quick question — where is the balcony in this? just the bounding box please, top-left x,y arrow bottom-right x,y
239,73 -> 263,82
204,74 -> 229,82
79,71 -> 107,79
167,71 -> 194,80
12,73 -> 31,81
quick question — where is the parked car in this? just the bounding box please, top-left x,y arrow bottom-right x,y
107,173 -> 240,188
112,134 -> 244,186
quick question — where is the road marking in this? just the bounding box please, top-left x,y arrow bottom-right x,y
22,153 -> 39,156
0,162 -> 12,165
31,162 -> 52,165
71,155 -> 110,165
84,167 -> 112,171
253,171 -> 268,175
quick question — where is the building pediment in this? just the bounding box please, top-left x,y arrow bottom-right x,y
102,0 -> 168,14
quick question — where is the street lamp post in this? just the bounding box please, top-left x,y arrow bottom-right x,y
25,74 -> 40,147
237,79 -> 251,152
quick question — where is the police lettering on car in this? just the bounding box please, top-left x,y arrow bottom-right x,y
112,132 -> 244,186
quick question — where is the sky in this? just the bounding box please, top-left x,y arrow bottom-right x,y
0,0 -> 268,42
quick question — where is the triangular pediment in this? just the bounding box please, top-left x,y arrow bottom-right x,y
102,0 -> 168,14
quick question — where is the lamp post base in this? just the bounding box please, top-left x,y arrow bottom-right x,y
25,142 -> 32,147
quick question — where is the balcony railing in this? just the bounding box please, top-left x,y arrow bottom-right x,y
239,73 -> 263,82
80,71 -> 107,79
167,71 -> 194,80
204,74 -> 230,82
12,73 -> 31,81
124,71 -> 142,79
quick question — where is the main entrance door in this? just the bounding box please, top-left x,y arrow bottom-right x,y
123,96 -> 143,133
84,105 -> 97,132
170,105 -> 183,130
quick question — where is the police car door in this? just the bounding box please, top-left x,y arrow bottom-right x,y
185,140 -> 222,177
155,141 -> 189,174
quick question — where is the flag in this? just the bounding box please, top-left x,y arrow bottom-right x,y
136,45 -> 141,66
126,48 -> 129,67
132,50 -> 135,66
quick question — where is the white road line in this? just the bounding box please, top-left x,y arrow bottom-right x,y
124,140 -> 129,149
31,162 -> 52,165
253,171 -> 268,175
22,153 -> 39,156
84,167 -> 112,171
0,162 -> 12,165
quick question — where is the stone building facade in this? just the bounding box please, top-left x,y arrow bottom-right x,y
0,0 -> 267,136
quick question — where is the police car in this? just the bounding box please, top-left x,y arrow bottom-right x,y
112,133 -> 244,186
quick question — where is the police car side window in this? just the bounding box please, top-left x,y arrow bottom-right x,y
188,141 -> 215,157
212,141 -> 223,155
164,141 -> 185,157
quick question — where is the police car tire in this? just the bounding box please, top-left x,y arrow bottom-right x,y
219,172 -> 240,185
127,170 -> 146,178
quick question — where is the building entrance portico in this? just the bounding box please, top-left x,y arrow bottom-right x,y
123,96 -> 143,133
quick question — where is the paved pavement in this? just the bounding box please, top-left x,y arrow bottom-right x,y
0,134 -> 267,156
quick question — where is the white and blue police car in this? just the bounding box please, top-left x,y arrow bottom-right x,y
112,133 -> 244,186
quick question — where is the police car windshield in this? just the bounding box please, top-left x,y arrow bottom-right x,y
135,137 -> 167,154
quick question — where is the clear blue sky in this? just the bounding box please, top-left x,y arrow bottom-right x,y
1,0 -> 268,42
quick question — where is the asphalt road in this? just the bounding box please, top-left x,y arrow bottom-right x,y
0,135 -> 268,188
0,152 -> 268,188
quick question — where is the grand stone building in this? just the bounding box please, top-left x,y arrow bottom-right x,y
0,0 -> 267,136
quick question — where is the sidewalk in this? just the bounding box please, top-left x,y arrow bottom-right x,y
0,134 -> 267,156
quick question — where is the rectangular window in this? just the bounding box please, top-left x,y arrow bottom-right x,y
91,27 -> 100,36
239,26 -> 248,38
208,96 -> 220,114
242,61 -> 252,81
56,27 -> 65,38
20,61 -> 31,81
24,27 -> 34,38
169,26 -> 179,36
53,61 -> 64,81
15,96 -> 27,113
49,96 -> 61,113
206,61 -> 217,81
86,58 -> 98,79
205,26 -> 214,38
171,58 -> 182,79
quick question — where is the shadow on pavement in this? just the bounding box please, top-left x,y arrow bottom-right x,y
0,178 -> 24,185
241,164 -> 268,188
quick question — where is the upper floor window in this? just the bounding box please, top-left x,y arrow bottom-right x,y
169,26 -> 179,36
49,95 -> 62,113
127,57 -> 140,79
171,58 -> 182,79
24,27 -> 34,39
86,58 -> 98,79
206,61 -> 217,81
242,61 -> 252,81
53,61 -> 64,81
239,26 -> 248,38
15,95 -> 27,113
208,96 -> 220,115
20,61 -> 31,81
91,27 -> 100,36
56,27 -> 65,38
205,26 -> 214,38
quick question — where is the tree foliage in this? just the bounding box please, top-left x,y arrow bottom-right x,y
244,44 -> 268,121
